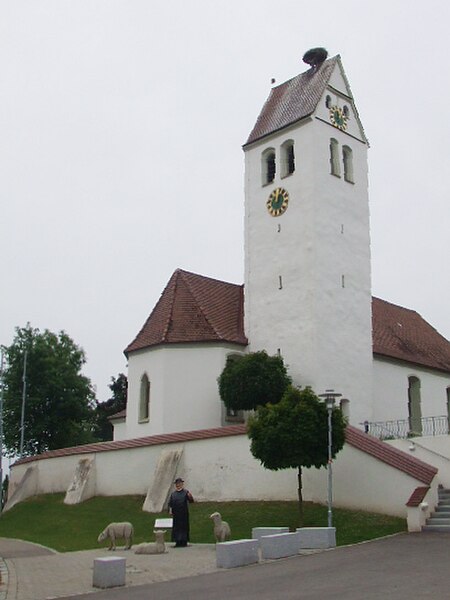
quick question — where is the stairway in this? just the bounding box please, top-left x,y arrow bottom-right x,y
423,488 -> 450,532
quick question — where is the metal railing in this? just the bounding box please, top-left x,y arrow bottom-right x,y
366,415 -> 450,440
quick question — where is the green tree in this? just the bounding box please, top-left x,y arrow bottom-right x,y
247,386 -> 347,526
3,324 -> 96,456
218,351 -> 291,411
94,373 -> 128,441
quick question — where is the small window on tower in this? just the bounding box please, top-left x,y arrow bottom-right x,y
330,138 -> 340,177
281,140 -> 295,178
262,148 -> 276,185
343,145 -> 354,183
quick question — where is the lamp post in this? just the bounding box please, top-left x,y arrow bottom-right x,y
319,389 -> 341,528
19,350 -> 27,457
0,347 -> 4,510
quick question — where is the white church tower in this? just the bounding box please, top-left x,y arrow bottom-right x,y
243,49 -> 373,425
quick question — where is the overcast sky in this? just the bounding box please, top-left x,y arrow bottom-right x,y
0,0 -> 449,402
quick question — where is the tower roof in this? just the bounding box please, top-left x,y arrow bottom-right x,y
244,54 -> 367,147
245,56 -> 339,146
125,269 -> 247,354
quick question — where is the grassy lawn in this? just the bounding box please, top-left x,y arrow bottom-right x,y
0,494 -> 406,552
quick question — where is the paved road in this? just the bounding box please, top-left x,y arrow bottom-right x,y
54,532 -> 450,600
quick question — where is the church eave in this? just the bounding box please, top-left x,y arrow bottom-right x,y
242,114 -> 313,149
373,351 -> 450,376
125,336 -> 248,357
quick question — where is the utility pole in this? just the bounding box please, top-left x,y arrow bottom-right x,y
19,350 -> 27,457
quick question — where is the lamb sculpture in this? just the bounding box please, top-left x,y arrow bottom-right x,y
134,530 -> 167,555
210,511 -> 231,542
97,522 -> 134,550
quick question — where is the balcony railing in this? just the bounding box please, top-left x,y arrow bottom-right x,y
365,415 -> 450,440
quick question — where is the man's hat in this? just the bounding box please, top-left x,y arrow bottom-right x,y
174,477 -> 184,484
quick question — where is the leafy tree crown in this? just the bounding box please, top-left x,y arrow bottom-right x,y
248,386 -> 347,471
2,324 -> 96,456
218,351 -> 291,411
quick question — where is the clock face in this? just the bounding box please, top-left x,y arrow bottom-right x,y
329,106 -> 348,131
267,187 -> 289,217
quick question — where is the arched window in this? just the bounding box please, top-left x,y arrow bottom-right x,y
139,373 -> 150,422
408,376 -> 422,436
342,145 -> 354,183
262,148 -> 276,185
330,138 -> 340,177
281,140 -> 295,178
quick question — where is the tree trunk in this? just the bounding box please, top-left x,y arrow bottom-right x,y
297,466 -> 303,527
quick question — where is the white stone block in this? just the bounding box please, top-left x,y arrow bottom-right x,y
260,532 -> 301,559
252,527 -> 289,542
93,556 -> 126,588
296,527 -> 336,548
216,539 -> 259,569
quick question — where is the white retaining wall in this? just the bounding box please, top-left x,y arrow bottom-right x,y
8,433 -> 434,519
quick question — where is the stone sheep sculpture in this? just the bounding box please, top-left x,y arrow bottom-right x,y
134,530 -> 167,555
97,522 -> 134,550
210,511 -> 231,542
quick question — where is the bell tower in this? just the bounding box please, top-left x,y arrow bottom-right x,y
243,49 -> 373,425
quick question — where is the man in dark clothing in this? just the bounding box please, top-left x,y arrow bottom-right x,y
168,477 -> 194,547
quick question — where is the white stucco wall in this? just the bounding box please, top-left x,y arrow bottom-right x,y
244,61 -> 372,427
388,436 -> 450,488
373,357 -> 450,422
9,434 -> 433,520
125,343 -> 245,439
303,442 -> 438,517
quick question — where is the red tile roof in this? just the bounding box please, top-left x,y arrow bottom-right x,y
125,269 -> 247,354
126,269 -> 450,375
345,425 -> 437,485
406,486 -> 430,507
245,57 -> 339,146
372,297 -> 450,373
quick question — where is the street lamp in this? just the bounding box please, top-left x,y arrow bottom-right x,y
319,389 -> 341,528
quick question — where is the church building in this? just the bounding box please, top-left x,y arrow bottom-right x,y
7,50 -> 450,525
114,50 -> 450,442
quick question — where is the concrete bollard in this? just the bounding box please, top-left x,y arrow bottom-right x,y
93,556 -> 126,589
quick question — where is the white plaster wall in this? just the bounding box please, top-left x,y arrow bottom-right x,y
126,343 -> 245,439
8,454 -> 94,498
244,61 -> 372,427
111,421 -> 127,441
302,442 -> 438,518
373,357 -> 450,422
388,436 -> 450,488
9,434 -> 433,519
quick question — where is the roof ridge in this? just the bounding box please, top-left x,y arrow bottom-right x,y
161,270 -> 182,343
179,270 -> 224,341
177,268 -> 242,288
373,296 -> 417,314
